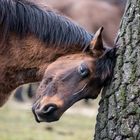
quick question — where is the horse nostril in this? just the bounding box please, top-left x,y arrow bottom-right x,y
42,104 -> 57,115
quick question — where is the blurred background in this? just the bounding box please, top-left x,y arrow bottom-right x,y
0,0 -> 127,140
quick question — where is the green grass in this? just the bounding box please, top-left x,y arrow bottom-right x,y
0,101 -> 96,140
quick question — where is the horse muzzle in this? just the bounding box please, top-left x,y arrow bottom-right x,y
32,103 -> 60,122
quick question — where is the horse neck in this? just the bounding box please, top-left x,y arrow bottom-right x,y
0,33 -> 82,95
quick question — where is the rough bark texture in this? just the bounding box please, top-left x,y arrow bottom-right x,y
94,0 -> 140,140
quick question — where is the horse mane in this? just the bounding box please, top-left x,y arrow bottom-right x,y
95,47 -> 116,86
0,0 -> 93,49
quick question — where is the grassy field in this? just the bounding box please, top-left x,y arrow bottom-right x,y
0,99 -> 98,140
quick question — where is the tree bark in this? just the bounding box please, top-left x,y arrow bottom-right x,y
94,0 -> 140,140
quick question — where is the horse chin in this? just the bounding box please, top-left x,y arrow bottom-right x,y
39,116 -> 60,123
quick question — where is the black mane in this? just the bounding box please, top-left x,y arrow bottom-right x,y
0,0 -> 93,49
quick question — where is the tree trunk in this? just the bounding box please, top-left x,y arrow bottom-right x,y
94,0 -> 140,140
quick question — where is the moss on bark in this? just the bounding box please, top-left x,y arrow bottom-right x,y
94,0 -> 140,139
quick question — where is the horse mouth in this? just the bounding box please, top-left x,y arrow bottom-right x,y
36,115 -> 59,123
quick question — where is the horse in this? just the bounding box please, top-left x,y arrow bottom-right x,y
45,0 -> 126,46
0,0 -> 116,123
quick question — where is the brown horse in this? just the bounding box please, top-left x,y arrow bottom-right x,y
0,0 -> 115,123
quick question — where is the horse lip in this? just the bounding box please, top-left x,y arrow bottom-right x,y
32,106 -> 42,123
37,114 -> 59,123
43,115 -> 60,122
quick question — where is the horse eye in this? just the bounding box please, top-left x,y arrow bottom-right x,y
78,64 -> 89,78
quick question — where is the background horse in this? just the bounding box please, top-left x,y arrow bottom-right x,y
44,0 -> 126,46
0,0 -> 115,123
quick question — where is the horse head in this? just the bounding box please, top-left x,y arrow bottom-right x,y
32,27 -> 116,122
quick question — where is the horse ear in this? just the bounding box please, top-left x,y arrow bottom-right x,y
90,27 -> 104,53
